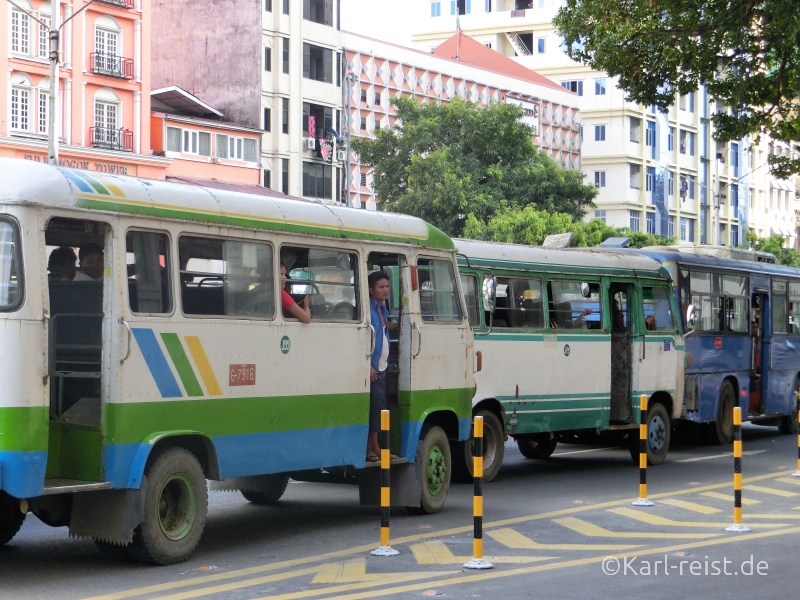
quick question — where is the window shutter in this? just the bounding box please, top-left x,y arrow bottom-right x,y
167,127 -> 181,152
243,139 -> 257,162
198,132 -> 211,156
216,134 -> 228,158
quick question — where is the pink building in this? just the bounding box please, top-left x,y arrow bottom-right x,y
1,0 -> 167,178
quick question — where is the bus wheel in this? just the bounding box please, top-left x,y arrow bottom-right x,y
517,436 -> 557,459
778,415 -> 800,435
407,425 -> 451,515
241,474 -> 290,504
708,382 -> 735,445
130,448 -> 208,565
0,491 -> 25,546
459,410 -> 504,483
644,403 -> 670,465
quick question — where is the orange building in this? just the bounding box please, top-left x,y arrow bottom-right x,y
1,0 -> 167,178
150,86 -> 262,186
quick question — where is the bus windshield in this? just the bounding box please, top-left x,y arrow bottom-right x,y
0,219 -> 22,310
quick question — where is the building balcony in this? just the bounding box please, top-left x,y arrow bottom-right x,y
90,126 -> 133,152
96,0 -> 134,8
90,52 -> 134,79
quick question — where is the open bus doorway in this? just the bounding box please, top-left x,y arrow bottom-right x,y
609,284 -> 633,423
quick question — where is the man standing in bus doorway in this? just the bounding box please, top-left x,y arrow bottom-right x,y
367,270 -> 392,462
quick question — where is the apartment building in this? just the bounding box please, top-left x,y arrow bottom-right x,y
150,0 -> 345,203
2,0 -> 167,178
410,0 -> 798,246
343,30 -> 581,208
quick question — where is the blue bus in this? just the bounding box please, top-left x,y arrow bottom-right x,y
624,245 -> 800,443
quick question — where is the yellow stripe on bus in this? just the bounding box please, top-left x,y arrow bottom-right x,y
184,336 -> 223,396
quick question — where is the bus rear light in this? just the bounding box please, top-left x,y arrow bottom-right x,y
687,353 -> 692,368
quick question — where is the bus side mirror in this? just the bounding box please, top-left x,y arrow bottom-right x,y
685,304 -> 697,335
482,275 -> 496,312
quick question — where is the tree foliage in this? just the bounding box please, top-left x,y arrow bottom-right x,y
744,231 -> 800,266
554,0 -> 800,177
462,206 -> 675,248
350,96 -> 597,236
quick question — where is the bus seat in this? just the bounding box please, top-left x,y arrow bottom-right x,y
554,302 -> 574,329
182,285 -> 225,316
520,299 -> 544,329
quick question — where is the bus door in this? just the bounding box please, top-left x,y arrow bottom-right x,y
609,283 -> 633,422
44,217 -> 109,483
750,291 -> 767,414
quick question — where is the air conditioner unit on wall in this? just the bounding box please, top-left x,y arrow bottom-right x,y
304,137 -> 316,150
336,149 -> 348,162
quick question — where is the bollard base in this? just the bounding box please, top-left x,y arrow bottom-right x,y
725,523 -> 751,533
463,558 -> 494,570
632,498 -> 654,507
370,545 -> 400,557
791,471 -> 800,479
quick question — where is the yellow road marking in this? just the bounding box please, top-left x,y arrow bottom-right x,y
745,484 -> 798,497
659,498 -> 722,514
311,558 -> 456,584
778,477 -> 800,485
609,507 -> 784,528
554,516 -> 722,539
486,527 -> 642,551
701,491 -> 761,505
83,470 -> 793,600
737,513 -> 800,519
409,540 -> 556,565
313,526 -> 800,600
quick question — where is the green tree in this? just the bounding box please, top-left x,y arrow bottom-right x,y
350,96 -> 597,236
554,0 -> 800,177
744,231 -> 800,266
462,206 -> 675,247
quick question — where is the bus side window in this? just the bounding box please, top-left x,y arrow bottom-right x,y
460,274 -> 480,328
282,246 -> 359,322
789,282 -> 800,334
127,230 -> 172,314
642,286 -> 674,331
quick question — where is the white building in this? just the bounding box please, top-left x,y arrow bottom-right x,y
405,0 -> 797,246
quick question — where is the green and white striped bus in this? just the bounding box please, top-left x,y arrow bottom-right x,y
454,239 -> 685,481
0,158 -> 474,564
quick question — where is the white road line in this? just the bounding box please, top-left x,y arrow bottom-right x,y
551,447 -> 614,456
677,449 -> 768,463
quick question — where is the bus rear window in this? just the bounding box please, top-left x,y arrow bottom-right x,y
0,219 -> 22,310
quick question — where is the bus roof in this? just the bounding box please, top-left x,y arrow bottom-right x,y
621,246 -> 800,278
454,238 -> 670,279
0,158 -> 453,250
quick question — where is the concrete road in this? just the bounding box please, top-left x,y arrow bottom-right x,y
2,423 -> 799,599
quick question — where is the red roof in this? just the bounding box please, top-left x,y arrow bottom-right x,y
167,176 -> 304,201
431,33 -> 568,94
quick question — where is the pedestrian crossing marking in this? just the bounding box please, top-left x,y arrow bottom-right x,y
409,540 -> 557,565
553,516 -> 723,539
609,507 -> 784,528
745,484 -> 798,497
311,558 -> 457,584
702,491 -> 761,505
735,514 -> 800,519
779,477 -> 800,486
659,498 -> 722,514
485,528 -> 642,551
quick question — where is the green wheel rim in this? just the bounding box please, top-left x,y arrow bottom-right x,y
158,473 -> 196,541
425,444 -> 446,496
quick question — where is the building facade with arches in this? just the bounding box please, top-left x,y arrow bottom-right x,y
1,0 -> 168,178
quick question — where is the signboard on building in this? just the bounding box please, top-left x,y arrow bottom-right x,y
505,97 -> 540,137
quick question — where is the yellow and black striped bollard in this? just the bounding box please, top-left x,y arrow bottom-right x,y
792,391 -> 800,480
632,395 -> 654,507
726,406 -> 750,532
463,415 -> 493,569
370,409 -> 399,556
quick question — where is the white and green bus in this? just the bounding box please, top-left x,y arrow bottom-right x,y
0,158 -> 474,564
454,239 -> 685,481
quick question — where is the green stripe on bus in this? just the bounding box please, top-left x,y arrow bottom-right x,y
0,407 -> 49,451
160,333 -> 204,397
457,258 -> 668,278
77,172 -> 111,196
74,198 -> 454,250
481,333 -> 611,341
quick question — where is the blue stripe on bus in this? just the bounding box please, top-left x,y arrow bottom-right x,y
0,450 -> 48,498
59,169 -> 95,193
132,328 -> 183,398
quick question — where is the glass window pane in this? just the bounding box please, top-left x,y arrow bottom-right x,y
126,231 -> 171,314
723,274 -> 747,296
548,280 -> 601,330
642,286 -> 674,331
417,258 -> 463,322
495,278 -> 544,329
690,271 -> 712,294
284,248 -> 359,321
0,220 -> 22,310
460,274 -> 479,328
727,297 -> 748,333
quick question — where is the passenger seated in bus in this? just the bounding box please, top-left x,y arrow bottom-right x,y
645,315 -> 656,331
280,263 -> 311,323
549,301 -> 591,329
48,246 -> 77,281
75,243 -> 104,281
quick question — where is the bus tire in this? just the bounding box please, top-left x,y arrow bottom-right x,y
129,448 -> 208,566
0,491 -> 25,546
457,410 -> 504,483
644,402 -> 670,465
406,425 -> 451,515
708,381 -> 735,445
778,415 -> 800,435
516,436 -> 557,459
240,474 -> 290,504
